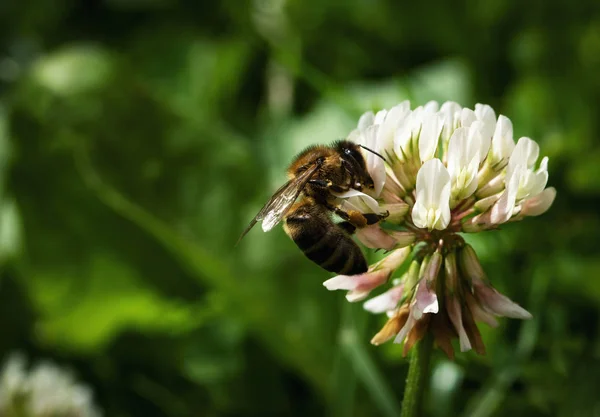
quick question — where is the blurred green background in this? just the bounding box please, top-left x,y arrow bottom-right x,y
0,0 -> 599,416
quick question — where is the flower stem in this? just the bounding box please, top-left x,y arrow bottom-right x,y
400,333 -> 434,417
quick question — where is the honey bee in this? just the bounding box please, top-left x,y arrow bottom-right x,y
238,140 -> 388,275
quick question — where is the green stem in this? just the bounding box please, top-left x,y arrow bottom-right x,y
401,334 -> 434,417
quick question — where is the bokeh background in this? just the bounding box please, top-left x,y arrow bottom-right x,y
0,0 -> 599,416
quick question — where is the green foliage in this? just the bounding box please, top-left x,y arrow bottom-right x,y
0,0 -> 599,416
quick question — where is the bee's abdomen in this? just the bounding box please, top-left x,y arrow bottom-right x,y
284,204 -> 368,275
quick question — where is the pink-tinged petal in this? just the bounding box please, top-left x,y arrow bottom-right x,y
458,244 -> 486,280
460,211 -> 495,233
356,225 -> 396,250
476,171 -> 505,198
474,193 -> 501,212
413,279 -> 439,320
423,251 -> 443,284
372,246 -> 412,271
323,269 -> 390,292
465,292 -> 499,327
446,295 -> 472,352
520,187 -> 556,217
387,231 -> 416,248
472,278 -> 532,319
346,290 -> 371,302
363,285 -> 404,313
380,202 -> 409,223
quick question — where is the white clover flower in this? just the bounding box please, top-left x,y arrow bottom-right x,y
323,100 -> 555,358
0,353 -> 102,417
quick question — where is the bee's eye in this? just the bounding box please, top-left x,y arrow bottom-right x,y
316,157 -> 325,165
344,148 -> 352,155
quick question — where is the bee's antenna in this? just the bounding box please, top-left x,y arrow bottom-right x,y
359,145 -> 387,162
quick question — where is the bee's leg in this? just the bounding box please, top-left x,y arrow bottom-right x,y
329,206 -> 389,228
362,212 -> 390,225
309,179 -> 349,193
337,221 -> 357,235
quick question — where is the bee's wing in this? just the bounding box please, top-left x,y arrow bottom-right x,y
237,164 -> 319,245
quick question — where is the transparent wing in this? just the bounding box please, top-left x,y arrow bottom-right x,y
236,164 -> 319,245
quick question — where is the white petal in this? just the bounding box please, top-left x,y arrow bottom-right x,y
447,127 -> 469,174
419,112 -> 443,162
358,111 -> 375,130
520,187 -> 556,216
460,108 -> 476,127
323,274 -> 360,291
424,100 -> 440,112
491,115 -> 514,164
334,189 -> 382,213
373,109 -> 388,125
412,159 -> 451,230
447,127 -> 481,200
528,169 -> 549,199
490,166 -> 520,224
440,101 -> 462,143
411,199 -> 428,229
474,103 -> 497,141
393,111 -> 414,158
508,137 -> 540,179
416,159 -> 451,208
362,125 -> 387,196
469,121 -> 491,162
437,181 -> 452,230
378,103 -> 410,151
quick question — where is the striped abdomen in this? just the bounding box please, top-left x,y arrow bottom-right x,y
283,201 -> 368,275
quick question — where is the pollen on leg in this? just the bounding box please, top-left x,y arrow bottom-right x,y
347,210 -> 368,228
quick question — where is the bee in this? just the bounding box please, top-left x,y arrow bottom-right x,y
238,140 -> 388,275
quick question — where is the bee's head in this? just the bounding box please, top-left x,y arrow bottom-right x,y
335,140 -> 378,190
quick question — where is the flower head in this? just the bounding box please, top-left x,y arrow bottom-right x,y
323,101 -> 555,358
0,353 -> 102,417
